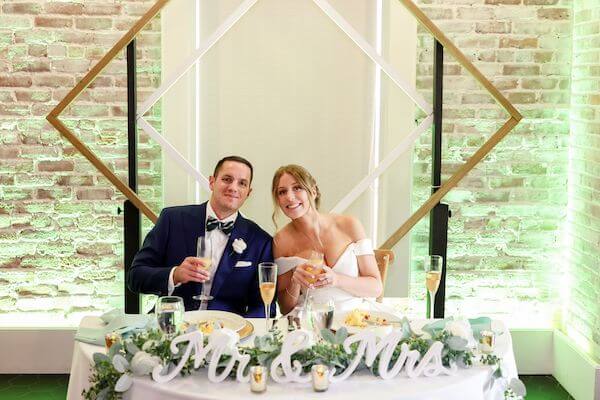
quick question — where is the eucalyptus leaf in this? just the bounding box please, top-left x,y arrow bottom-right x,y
334,327 -> 348,344
112,354 -> 129,373
422,318 -> 449,337
126,342 -> 140,355
321,329 -> 336,344
114,373 -> 133,392
509,378 -> 526,397
96,386 -> 110,400
446,336 -> 468,351
93,352 -> 110,366
108,343 -> 122,358
493,367 -> 503,379
400,317 -> 414,339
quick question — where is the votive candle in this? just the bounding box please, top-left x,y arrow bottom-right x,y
479,330 -> 495,353
104,332 -> 120,352
250,366 -> 267,393
311,364 -> 329,392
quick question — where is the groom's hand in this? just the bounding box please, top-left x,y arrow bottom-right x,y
173,257 -> 211,285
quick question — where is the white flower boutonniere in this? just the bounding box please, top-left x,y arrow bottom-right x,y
232,238 -> 247,254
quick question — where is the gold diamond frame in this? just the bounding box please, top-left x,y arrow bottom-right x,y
46,0 -> 522,248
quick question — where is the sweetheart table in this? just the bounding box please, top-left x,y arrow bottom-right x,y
67,312 -> 518,400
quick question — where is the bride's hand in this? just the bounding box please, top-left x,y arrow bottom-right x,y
315,266 -> 337,288
292,264 -> 316,289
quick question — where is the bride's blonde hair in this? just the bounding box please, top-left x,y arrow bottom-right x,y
271,164 -> 321,228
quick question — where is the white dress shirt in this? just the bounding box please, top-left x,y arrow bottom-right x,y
168,202 -> 238,310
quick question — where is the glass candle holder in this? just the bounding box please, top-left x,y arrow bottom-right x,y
311,364 -> 329,392
250,365 -> 267,393
479,330 -> 495,353
104,332 -> 120,352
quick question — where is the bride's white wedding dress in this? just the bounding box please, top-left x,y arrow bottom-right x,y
275,239 -> 374,311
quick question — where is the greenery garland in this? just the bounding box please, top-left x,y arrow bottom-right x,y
83,323 -> 523,400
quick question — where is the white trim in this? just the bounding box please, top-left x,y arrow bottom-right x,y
368,0 -> 383,245
554,329 -> 600,400
137,0 -> 258,119
510,328 -> 554,374
311,0 -> 432,115
138,117 -> 210,191
332,115 -> 433,214
0,328 -> 76,373
194,0 -> 202,203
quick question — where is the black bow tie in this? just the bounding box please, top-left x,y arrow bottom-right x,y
206,216 -> 235,235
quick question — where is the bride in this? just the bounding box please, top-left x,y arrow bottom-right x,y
271,164 -> 382,315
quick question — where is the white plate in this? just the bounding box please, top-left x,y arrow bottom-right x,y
334,309 -> 401,335
184,310 -> 246,333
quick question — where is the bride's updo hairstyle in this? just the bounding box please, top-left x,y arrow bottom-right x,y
271,164 -> 321,227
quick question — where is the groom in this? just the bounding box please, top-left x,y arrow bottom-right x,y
127,155 -> 274,317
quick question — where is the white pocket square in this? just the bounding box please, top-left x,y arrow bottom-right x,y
234,261 -> 252,268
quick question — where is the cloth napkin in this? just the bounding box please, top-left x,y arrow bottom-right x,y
422,316 -> 492,339
75,309 -> 156,346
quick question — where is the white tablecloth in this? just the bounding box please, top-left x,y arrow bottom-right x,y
67,316 -> 518,400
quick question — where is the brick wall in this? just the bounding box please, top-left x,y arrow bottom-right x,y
0,1 -> 162,325
567,0 -> 600,361
411,0 -> 572,325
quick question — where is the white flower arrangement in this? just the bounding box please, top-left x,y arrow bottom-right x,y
83,318 -> 525,400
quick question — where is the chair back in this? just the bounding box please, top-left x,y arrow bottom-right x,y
374,249 -> 395,303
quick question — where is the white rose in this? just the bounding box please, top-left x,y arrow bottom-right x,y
208,328 -> 240,355
130,351 -> 162,376
445,319 -> 476,348
232,238 -> 247,254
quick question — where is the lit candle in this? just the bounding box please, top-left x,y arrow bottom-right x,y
311,364 -> 329,392
479,330 -> 495,353
104,332 -> 120,352
250,366 -> 267,393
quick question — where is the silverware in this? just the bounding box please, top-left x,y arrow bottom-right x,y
271,314 -> 286,330
287,315 -> 295,331
363,318 -> 402,327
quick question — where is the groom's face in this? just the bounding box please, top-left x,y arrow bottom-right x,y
209,161 -> 252,217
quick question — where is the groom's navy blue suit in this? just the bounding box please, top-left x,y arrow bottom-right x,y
127,202 -> 274,317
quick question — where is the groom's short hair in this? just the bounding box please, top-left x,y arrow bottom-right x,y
213,155 -> 254,183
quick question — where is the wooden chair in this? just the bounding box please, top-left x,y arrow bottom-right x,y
374,249 -> 395,303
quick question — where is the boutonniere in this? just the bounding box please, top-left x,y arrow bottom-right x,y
232,238 -> 247,254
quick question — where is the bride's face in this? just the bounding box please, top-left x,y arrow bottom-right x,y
276,173 -> 314,220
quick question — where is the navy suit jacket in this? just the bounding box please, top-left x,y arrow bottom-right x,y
127,203 -> 274,317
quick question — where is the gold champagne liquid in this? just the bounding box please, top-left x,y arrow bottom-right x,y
426,271 -> 441,293
197,257 -> 212,270
306,259 -> 324,284
260,282 -> 276,304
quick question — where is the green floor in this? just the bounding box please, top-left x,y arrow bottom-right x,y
0,374 -> 574,399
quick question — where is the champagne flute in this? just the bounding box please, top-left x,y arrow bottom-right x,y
424,255 -> 443,319
302,251 -> 324,309
258,262 -> 278,331
193,236 -> 213,302
156,296 -> 184,338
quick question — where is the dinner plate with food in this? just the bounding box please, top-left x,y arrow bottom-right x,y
183,310 -> 247,336
334,309 -> 401,335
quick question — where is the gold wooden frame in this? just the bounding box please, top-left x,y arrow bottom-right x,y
46,0 -> 521,241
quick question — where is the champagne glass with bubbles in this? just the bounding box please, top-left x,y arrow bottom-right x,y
424,255 -> 443,319
258,262 -> 277,331
302,251 -> 324,309
193,236 -> 213,301
156,296 -> 184,338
